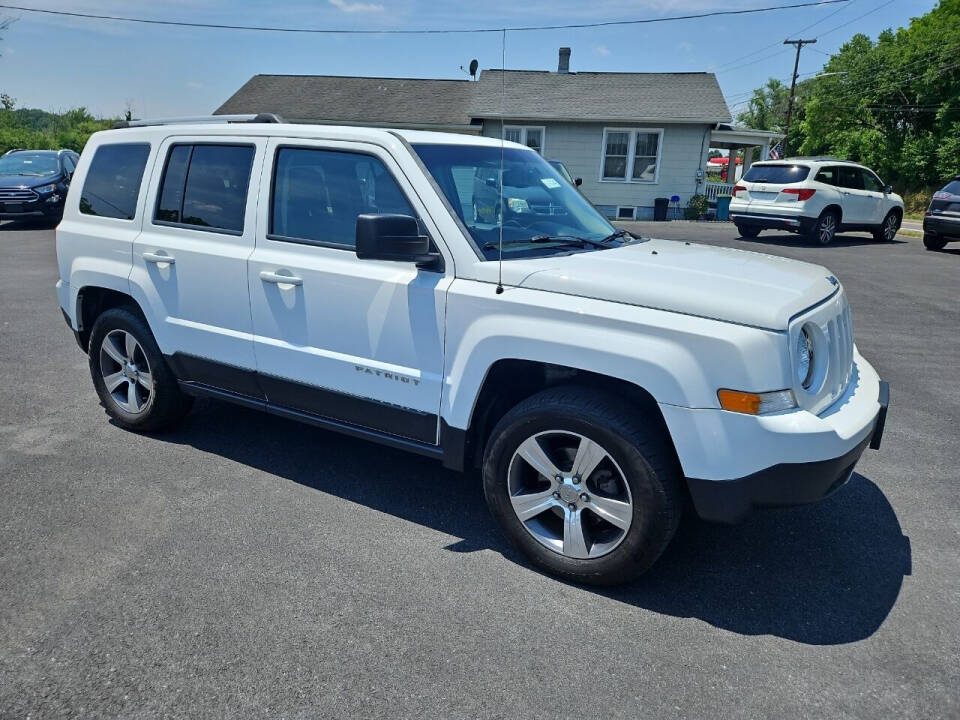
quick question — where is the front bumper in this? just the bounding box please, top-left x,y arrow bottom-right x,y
660,352 -> 888,523
0,193 -> 64,219
729,210 -> 817,234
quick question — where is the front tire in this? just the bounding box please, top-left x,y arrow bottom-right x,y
811,210 -> 839,245
736,224 -> 761,238
923,233 -> 948,251
482,387 -> 682,585
874,210 -> 901,242
88,307 -> 193,432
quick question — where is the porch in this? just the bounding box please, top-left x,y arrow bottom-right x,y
705,125 -> 783,207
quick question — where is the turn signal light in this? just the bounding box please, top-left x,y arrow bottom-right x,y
732,185 -> 746,197
783,188 -> 817,201
718,389 -> 796,415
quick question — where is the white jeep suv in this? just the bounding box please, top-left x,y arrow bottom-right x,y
55,117 -> 889,585
729,157 -> 904,245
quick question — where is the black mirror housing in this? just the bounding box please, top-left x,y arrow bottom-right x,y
883,184 -> 893,194
574,177 -> 583,187
356,214 -> 437,267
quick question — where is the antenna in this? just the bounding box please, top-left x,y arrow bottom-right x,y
496,31 -> 505,295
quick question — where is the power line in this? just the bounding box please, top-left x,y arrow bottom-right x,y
0,0 -> 851,34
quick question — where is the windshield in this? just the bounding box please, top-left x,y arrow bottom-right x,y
549,160 -> 574,184
743,163 -> 810,184
0,153 -> 60,177
413,143 -> 635,260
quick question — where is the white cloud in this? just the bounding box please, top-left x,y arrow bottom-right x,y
328,0 -> 385,12
594,44 -> 611,56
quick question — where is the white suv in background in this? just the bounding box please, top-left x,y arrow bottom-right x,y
729,158 -> 904,245
55,117 -> 889,585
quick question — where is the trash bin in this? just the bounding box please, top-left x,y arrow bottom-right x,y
715,194 -> 732,221
654,197 -> 669,221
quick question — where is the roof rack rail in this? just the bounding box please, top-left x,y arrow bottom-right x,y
3,148 -> 27,155
112,113 -> 284,129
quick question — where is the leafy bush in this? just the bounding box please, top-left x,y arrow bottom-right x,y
0,105 -> 116,154
903,191 -> 932,215
685,194 -> 708,220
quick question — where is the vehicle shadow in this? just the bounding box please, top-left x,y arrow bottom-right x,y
161,398 -> 911,647
734,231 -> 909,248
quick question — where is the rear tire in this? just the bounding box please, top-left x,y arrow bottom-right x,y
810,210 -> 839,245
923,233 -> 948,251
736,224 -> 761,238
88,307 -> 193,432
873,210 -> 901,242
482,386 -> 682,586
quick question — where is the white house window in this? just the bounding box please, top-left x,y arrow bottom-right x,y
505,126 -> 545,155
601,128 -> 662,183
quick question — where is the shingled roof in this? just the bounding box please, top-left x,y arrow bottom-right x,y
215,67 -> 731,128
471,70 -> 730,124
214,74 -> 476,130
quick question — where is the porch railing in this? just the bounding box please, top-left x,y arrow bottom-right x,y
704,182 -> 734,201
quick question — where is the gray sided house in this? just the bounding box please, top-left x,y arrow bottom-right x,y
216,49 -> 769,219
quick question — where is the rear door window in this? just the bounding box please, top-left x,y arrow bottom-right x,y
154,143 -> 254,233
838,166 -> 864,190
79,143 -> 151,220
742,164 -> 810,184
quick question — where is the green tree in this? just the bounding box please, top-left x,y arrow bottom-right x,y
736,78 -> 790,132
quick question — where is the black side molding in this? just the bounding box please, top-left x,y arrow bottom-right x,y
870,380 -> 890,450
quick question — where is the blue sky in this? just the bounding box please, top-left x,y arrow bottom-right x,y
0,0 -> 939,120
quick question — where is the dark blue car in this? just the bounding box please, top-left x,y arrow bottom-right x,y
0,149 -> 79,224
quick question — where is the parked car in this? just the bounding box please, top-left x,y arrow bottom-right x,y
548,159 -> 582,188
471,164 -> 568,225
0,148 -> 79,224
729,157 -> 904,245
56,117 -> 888,585
922,175 -> 960,251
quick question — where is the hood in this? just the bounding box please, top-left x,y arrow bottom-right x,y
514,239 -> 838,330
0,173 -> 61,190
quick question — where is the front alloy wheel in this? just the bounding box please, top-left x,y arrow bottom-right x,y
508,431 -> 633,559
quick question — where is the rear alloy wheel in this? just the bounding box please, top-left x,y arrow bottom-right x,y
736,225 -> 761,238
874,211 -> 901,242
88,307 -> 193,432
483,387 -> 681,585
923,233 -> 948,251
812,211 -> 838,245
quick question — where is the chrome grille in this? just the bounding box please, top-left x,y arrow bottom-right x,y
793,288 -> 856,415
0,189 -> 39,201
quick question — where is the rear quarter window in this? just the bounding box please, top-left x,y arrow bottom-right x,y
79,143 -> 151,220
742,164 -> 810,184
940,180 -> 960,196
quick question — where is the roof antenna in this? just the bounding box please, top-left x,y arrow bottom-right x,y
496,29 -> 506,295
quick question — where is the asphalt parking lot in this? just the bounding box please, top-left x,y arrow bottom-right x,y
1,219 -> 958,718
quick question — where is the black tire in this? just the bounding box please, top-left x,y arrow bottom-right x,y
923,233 -> 948,251
87,306 -> 193,432
873,210 -> 901,242
810,210 -> 839,245
736,224 -> 761,238
482,386 -> 682,585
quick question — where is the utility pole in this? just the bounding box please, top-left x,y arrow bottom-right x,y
782,38 -> 816,158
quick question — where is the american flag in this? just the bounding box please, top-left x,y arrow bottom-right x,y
767,141 -> 783,160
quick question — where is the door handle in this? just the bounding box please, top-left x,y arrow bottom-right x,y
143,251 -> 175,264
259,270 -> 303,286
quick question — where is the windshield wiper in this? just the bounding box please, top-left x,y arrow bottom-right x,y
599,229 -> 631,243
528,234 -> 609,248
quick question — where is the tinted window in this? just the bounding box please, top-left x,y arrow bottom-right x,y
861,169 -> 884,192
154,144 -> 253,232
155,145 -> 192,223
62,154 -> 76,174
742,164 -> 810,184
814,166 -> 839,185
80,143 -> 150,220
270,148 -> 414,248
941,180 -> 960,195
838,166 -> 864,190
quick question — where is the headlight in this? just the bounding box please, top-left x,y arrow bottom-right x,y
33,183 -> 57,194
796,326 -> 815,389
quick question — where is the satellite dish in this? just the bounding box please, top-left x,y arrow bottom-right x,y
469,59 -> 479,78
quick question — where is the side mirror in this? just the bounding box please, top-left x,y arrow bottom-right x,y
883,184 -> 893,194
355,214 -> 440,269
574,177 -> 583,187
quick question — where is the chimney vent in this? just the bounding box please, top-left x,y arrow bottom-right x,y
558,47 -> 571,73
